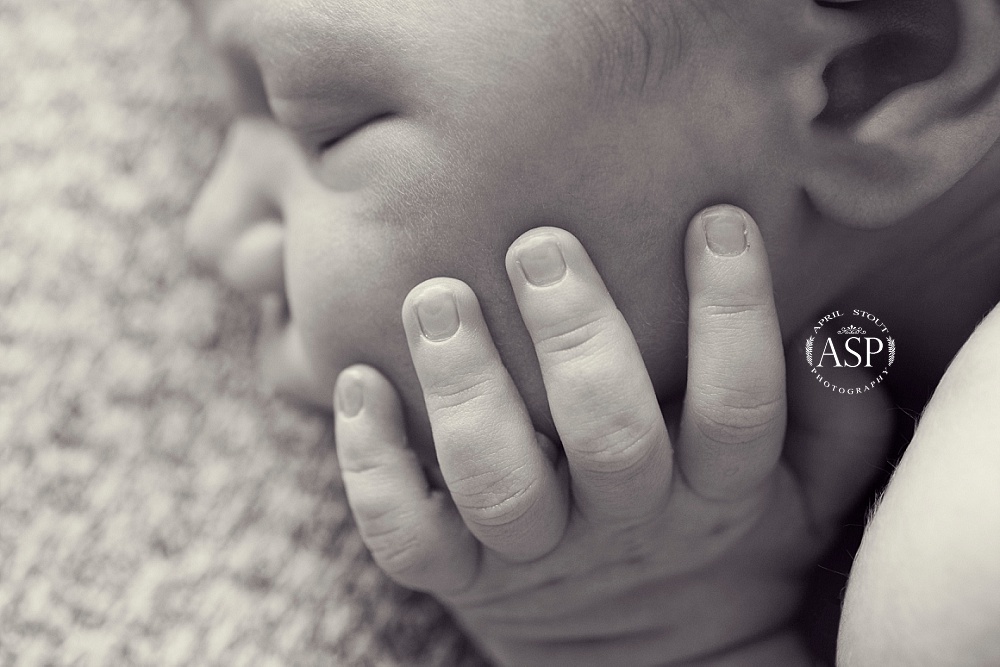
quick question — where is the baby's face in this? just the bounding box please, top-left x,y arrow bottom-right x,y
209,0 -> 801,446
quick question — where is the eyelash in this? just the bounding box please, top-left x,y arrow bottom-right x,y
315,112 -> 395,154
316,133 -> 346,153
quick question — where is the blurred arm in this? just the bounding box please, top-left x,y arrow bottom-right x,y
839,304 -> 1000,665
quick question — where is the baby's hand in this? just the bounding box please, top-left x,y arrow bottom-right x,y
334,208 -> 894,666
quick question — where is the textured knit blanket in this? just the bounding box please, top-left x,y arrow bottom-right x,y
0,1 -> 484,664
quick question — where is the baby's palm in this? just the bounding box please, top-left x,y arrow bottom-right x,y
444,466 -> 827,665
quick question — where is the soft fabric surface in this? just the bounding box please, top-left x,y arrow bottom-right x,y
0,1 -> 484,664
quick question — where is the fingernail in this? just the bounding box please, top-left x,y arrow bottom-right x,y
516,236 -> 567,286
415,288 -> 460,341
336,372 -> 364,418
703,207 -> 748,257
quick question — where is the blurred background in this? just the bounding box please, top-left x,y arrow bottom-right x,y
0,1 -> 482,664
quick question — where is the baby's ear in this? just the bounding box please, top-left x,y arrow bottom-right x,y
801,0 -> 1000,229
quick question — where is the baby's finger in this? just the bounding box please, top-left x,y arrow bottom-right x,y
679,206 -> 786,501
505,228 -> 672,523
402,279 -> 569,561
335,365 -> 479,595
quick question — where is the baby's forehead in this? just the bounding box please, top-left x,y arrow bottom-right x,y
207,0 -> 693,88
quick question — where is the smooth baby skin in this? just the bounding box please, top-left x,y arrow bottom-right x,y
184,0 -> 1000,463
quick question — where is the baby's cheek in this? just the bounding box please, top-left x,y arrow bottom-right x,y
283,205 -> 401,356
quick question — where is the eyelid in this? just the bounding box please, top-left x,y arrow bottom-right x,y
268,95 -> 395,151
315,112 -> 397,152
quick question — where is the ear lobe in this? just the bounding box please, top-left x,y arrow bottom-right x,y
804,0 -> 1000,229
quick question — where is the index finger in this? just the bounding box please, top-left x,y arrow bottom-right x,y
505,228 -> 673,523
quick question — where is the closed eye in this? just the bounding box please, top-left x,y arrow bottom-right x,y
268,89 -> 397,155
316,112 -> 396,153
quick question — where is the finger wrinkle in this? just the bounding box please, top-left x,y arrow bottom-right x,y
533,311 -> 619,357
570,415 -> 666,476
696,301 -> 775,320
446,454 -> 536,496
422,372 -> 500,413
688,396 -> 786,447
337,446 -> 414,476
454,479 -> 541,529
